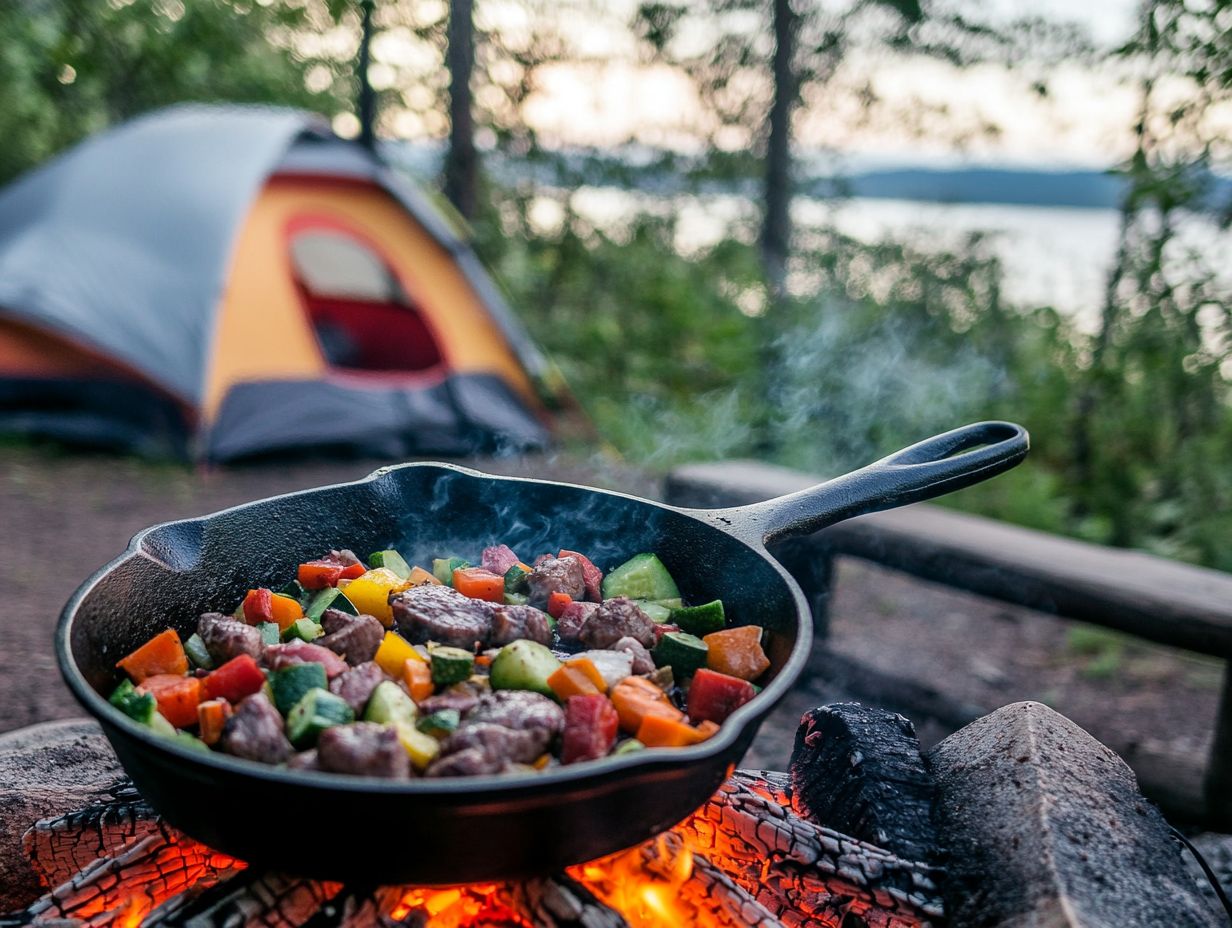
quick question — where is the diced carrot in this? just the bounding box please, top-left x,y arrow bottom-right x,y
703,625 -> 771,681
636,713 -> 711,748
547,592 -> 572,618
695,720 -> 720,738
532,753 -> 552,770
338,561 -> 367,581
451,567 -> 506,602
116,629 -> 189,683
298,561 -> 344,590
548,665 -> 602,701
269,593 -> 304,632
403,658 -> 435,702
475,653 -> 493,668
139,674 -> 202,729
610,676 -> 684,734
515,562 -> 533,574
564,657 -> 607,693
197,698 -> 232,746
407,565 -> 441,586
242,588 -> 274,625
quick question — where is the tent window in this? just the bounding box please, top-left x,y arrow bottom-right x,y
289,227 -> 443,373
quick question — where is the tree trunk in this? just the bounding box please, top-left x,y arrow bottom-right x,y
761,0 -> 797,298
444,0 -> 478,220
357,0 -> 377,150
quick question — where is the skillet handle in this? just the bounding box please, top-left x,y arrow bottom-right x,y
717,421 -> 1028,546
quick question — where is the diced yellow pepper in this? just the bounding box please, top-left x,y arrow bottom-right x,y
395,720 -> 440,771
374,630 -> 424,677
343,567 -> 406,626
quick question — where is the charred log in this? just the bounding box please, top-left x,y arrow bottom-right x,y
790,703 -> 937,863
497,874 -> 628,928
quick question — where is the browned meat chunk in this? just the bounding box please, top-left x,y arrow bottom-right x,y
287,749 -> 319,771
197,612 -> 263,665
489,604 -> 553,647
527,556 -> 585,608
425,747 -> 507,777
578,596 -> 655,649
481,544 -> 521,576
555,600 -> 599,645
316,722 -> 410,778
328,661 -> 387,714
220,693 -> 293,764
418,681 -> 486,717
467,690 -> 565,740
263,640 -> 348,678
318,608 -> 384,665
391,584 -> 494,649
611,636 -> 655,674
443,722 -> 548,765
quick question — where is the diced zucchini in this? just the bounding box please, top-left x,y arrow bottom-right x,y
652,631 -> 709,677
256,622 -> 281,646
279,580 -> 311,608
416,708 -> 461,735
364,680 -> 418,726
670,600 -> 726,636
433,557 -> 470,586
395,720 -> 441,771
183,633 -> 214,670
489,640 -> 561,698
635,601 -> 673,623
281,617 -> 323,643
271,662 -> 328,715
148,711 -> 177,737
369,549 -> 412,580
601,553 -> 680,602
109,679 -> 157,723
429,646 -> 475,686
503,591 -> 530,606
504,563 -> 531,593
655,598 -> 684,610
614,738 -> 646,755
171,731 -> 211,753
286,688 -> 354,748
305,587 -> 358,621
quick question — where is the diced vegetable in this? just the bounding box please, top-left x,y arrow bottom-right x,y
374,630 -> 422,677
561,694 -> 619,764
403,658 -> 435,702
368,549 -> 412,580
183,633 -> 214,670
433,557 -> 470,585
609,675 -> 684,734
429,645 -> 475,686
670,600 -> 726,636
281,617 -> 322,642
406,565 -> 441,587
278,579 -> 311,607
298,560 -> 344,590
269,593 -> 305,631
270,662 -> 328,715
170,731 -> 212,753
305,586 -> 358,621
489,640 -> 561,698
116,629 -> 189,683
452,567 -> 506,603
613,738 -> 646,755
256,621 -> 281,646
636,601 -> 673,623
565,657 -> 607,693
202,654 -> 266,703
547,592 -> 572,618
364,680 -> 418,726
547,664 -> 602,701
109,679 -> 158,724
652,631 -> 709,677
138,674 -> 202,729
286,688 -> 355,748
503,591 -> 529,606
601,553 -> 680,602
703,625 -> 770,681
503,563 -> 531,593
687,668 -> 758,724
242,588 -> 274,625
395,721 -> 441,771
416,708 -> 461,735
343,568 -> 406,626
197,698 -> 232,746
636,713 -> 713,748
338,561 -> 367,581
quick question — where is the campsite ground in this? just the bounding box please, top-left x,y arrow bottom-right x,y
0,443 -> 1219,784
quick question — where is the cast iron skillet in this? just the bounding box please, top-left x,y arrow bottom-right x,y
59,421 -> 1027,884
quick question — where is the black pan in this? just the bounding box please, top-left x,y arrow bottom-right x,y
58,421 -> 1027,884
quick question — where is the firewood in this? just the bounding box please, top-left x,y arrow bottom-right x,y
497,874 -> 629,928
789,704 -> 936,863
140,870 -> 339,927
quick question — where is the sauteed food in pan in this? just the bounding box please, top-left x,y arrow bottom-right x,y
110,543 -> 770,778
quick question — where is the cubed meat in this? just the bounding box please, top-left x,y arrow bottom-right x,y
558,549 -> 604,602
466,690 -> 565,740
287,749 -> 320,771
572,649 -> 635,689
489,604 -> 553,647
526,556 -> 585,609
418,681 -> 485,717
318,609 -> 384,665
481,544 -> 522,576
219,693 -> 293,764
442,722 -> 549,765
263,640 -> 348,679
316,722 -> 410,778
328,661 -> 388,714
425,747 -> 507,777
611,636 -> 655,674
197,612 -> 263,665
330,549 -> 363,567
391,584 -> 494,649
554,600 -> 599,645
578,597 -> 655,649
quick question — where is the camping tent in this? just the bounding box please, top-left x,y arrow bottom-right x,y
0,104 -> 552,460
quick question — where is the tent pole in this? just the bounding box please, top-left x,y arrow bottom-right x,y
357,0 -> 377,151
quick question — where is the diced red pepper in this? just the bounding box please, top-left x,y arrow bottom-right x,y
547,592 -> 572,618
651,623 -> 680,644
201,654 -> 266,704
298,560 -> 344,590
338,561 -> 367,581
558,549 -> 603,601
561,694 -> 619,764
138,674 -> 202,729
687,668 -> 757,725
452,567 -> 506,602
242,587 -> 274,625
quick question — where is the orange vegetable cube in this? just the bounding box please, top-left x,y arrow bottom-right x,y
269,593 -> 304,632
636,714 -> 712,748
116,629 -> 189,683
139,674 -> 202,729
197,698 -> 232,746
610,676 -> 683,735
407,565 -> 441,586
452,567 -> 506,602
703,625 -> 770,681
403,657 -> 435,702
548,665 -> 602,701
564,657 -> 607,693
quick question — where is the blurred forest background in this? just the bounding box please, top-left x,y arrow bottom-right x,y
3,0 -> 1230,569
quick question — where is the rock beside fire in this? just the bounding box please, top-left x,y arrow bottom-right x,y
789,702 -> 936,863
928,701 -> 1224,927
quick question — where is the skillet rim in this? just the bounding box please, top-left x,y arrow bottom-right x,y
56,460 -> 814,796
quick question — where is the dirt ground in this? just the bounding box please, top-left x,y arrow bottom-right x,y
0,444 -> 1221,806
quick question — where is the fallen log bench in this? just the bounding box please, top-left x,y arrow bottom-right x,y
665,458 -> 1232,828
